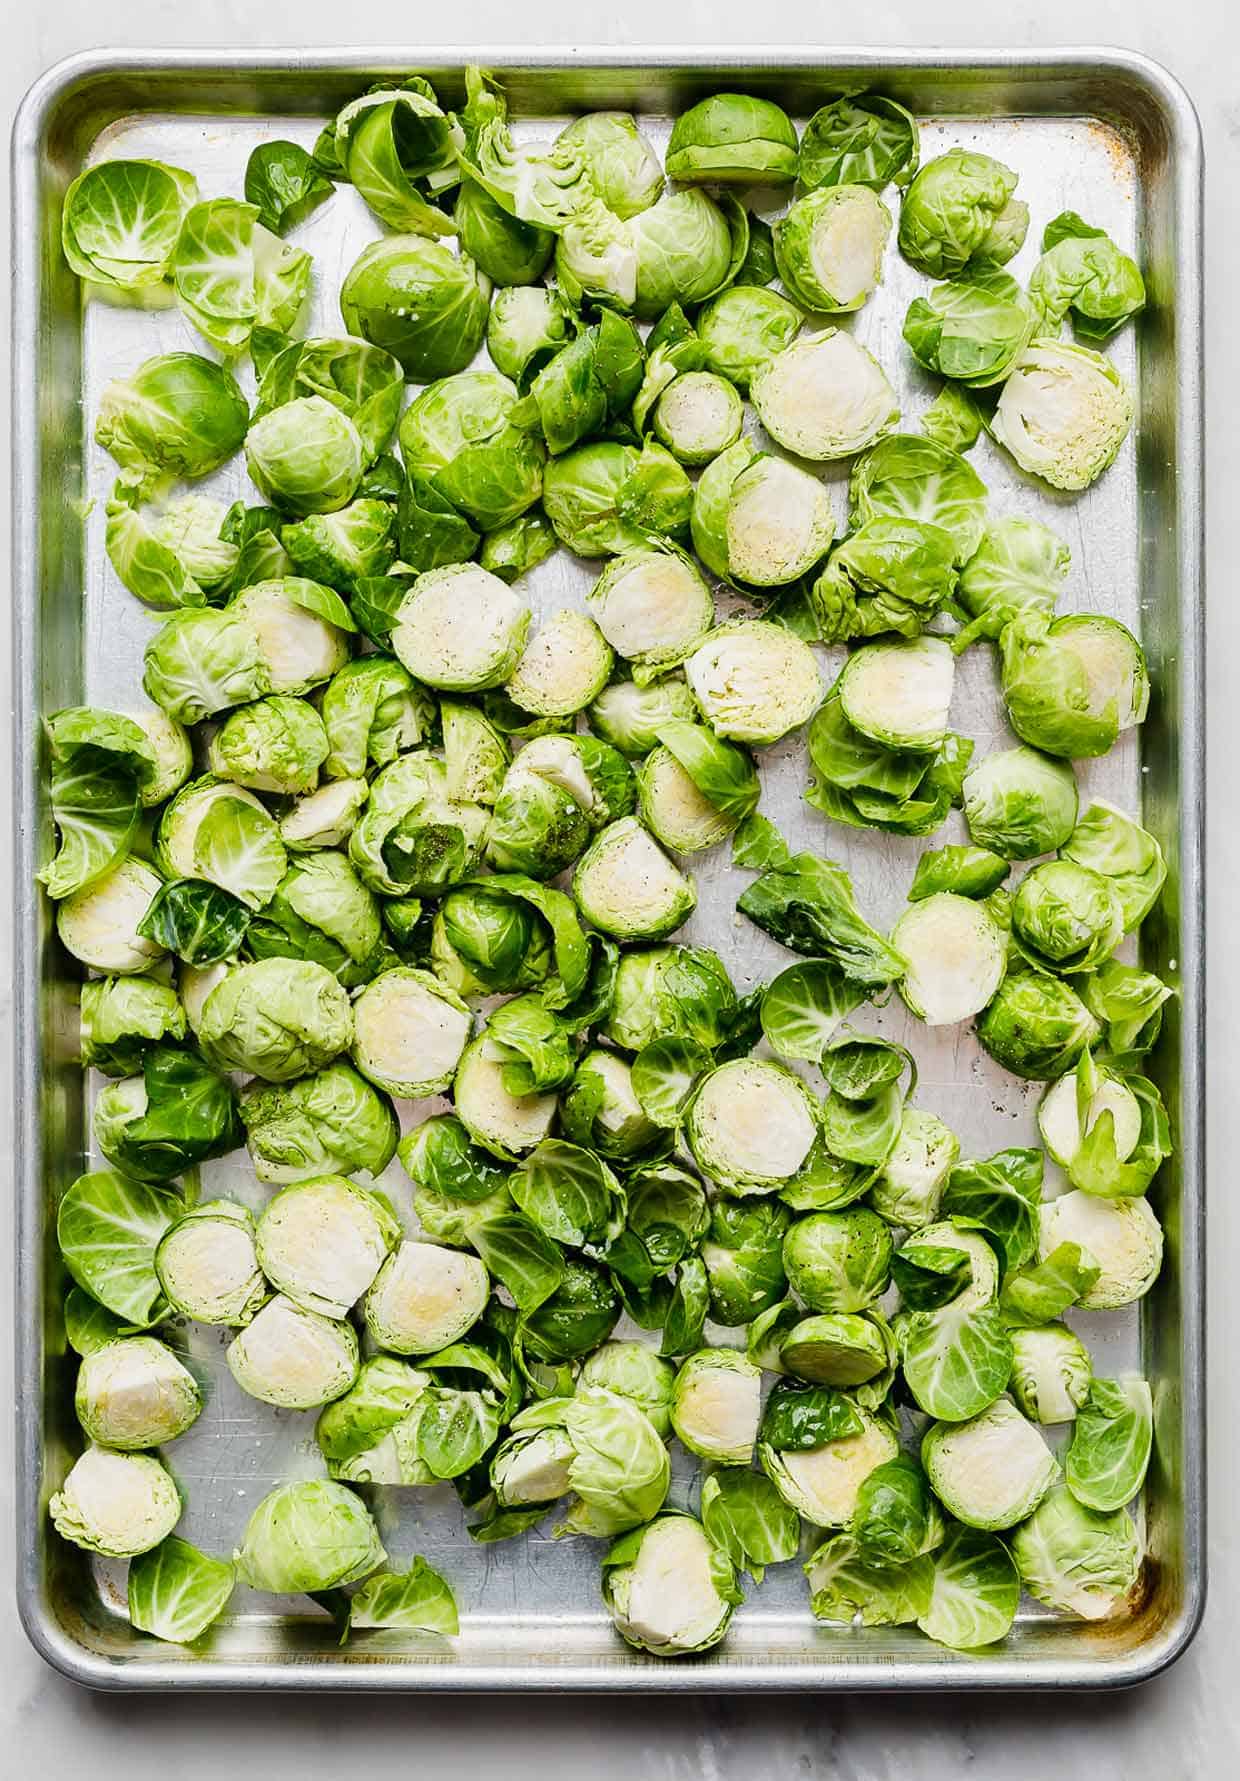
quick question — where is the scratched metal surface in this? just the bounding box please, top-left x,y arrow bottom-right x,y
12,50 -> 1203,1688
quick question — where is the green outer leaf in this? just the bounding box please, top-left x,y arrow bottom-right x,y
346,1556 -> 459,1636
469,1215 -> 565,1314
137,877 -> 251,964
128,1537 -> 236,1644
244,140 -> 334,236
759,960 -> 865,1064
700,1467 -> 800,1582
917,1525 -> 1019,1650
1064,1376 -> 1153,1512
57,1170 -> 182,1327
899,1300 -> 1013,1422
999,1242 -> 1101,1326
40,742 -> 142,900
940,1148 -> 1043,1274
759,1380 -> 864,1451
632,1037 -> 713,1128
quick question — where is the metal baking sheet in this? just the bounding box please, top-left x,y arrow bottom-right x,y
11,47 -> 1204,1690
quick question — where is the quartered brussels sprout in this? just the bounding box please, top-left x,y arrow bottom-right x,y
587,544 -> 715,673
962,745 -> 1078,860
208,696 -> 328,796
850,432 -> 987,566
696,286 -> 803,393
364,1240 -> 489,1355
783,1209 -> 892,1312
869,1108 -> 961,1228
555,112 -> 663,218
666,93 -> 798,184
128,1536 -> 236,1645
505,609 -> 614,717
751,329 -> 897,461
234,1480 -> 385,1594
62,157 -> 198,292
891,892 -> 1007,1027
976,969 -> 1100,1080
1008,1325 -> 1093,1425
75,1336 -> 201,1450
51,1449 -> 182,1559
340,235 -> 491,381
1039,1191 -> 1163,1309
670,1349 -> 762,1465
651,372 -> 744,467
453,1033 -> 559,1159
229,580 -> 353,696
573,817 -> 696,940
587,676 -> 698,758
1010,1484 -> 1141,1620
992,339 -> 1135,491
922,1397 -> 1058,1530
762,1402 -> 899,1527
56,858 -> 166,974
199,957 -> 353,1081
579,1342 -> 677,1439
227,1295 -> 359,1409
155,1199 -> 266,1326
351,967 -> 471,1097
392,564 -> 530,692
687,1059 -> 819,1194
773,186 -> 891,313
685,621 -> 823,744
603,1513 -> 740,1655
96,353 -> 249,485
898,149 -> 1029,278
255,1175 -> 400,1319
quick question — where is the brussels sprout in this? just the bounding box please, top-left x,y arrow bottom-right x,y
1011,860 -> 1124,976
398,370 -> 545,530
74,1335 -> 201,1451
685,621 -> 823,746
953,515 -> 1070,649
241,1067 -> 396,1189
233,1480 -> 385,1593
922,1397 -> 1059,1530
999,611 -> 1148,759
318,662 -> 429,785
315,1355 -> 430,1466
561,1050 -> 663,1160
650,372 -> 744,468
105,485 -> 236,612
80,974 -> 186,1077
780,1312 -> 892,1389
490,1425 -> 574,1510
178,960 -> 234,1034
93,1046 -> 240,1185
390,564 -> 529,693
637,722 -> 759,855
696,286 -> 802,395
1029,210 -> 1145,342
504,610 -> 614,719
454,176 -> 553,285
891,892 -> 1006,1028
208,696 -> 328,797
1010,1485 -> 1141,1621
761,1403 -> 899,1527
62,157 -> 198,291
665,94 -> 797,184
521,1255 -> 622,1362
555,112 -> 663,218
349,967 -> 471,1098
750,329 -> 897,464
57,859 -> 166,982
587,544 -> 714,674
1062,800 -> 1167,931
587,677 -> 698,758
229,579 -> 353,696
142,607 -> 269,726
431,887 -> 546,997
453,1033 -> 558,1159
850,432 -> 988,566
917,1525 -> 1020,1649
281,500 -> 398,596
898,149 -> 1029,278
602,1514 -> 740,1655
670,1349 -> 762,1465
155,778 -> 285,912
348,753 -> 488,899
253,335 -> 405,466
758,960 -> 864,1068
869,1108 -> 961,1228
604,944 -> 739,1053
553,201 -> 641,312
244,396 -> 365,518
96,353 -> 249,485
783,1208 -> 892,1312
542,439 -> 690,558
961,745 -> 1078,860
1065,1376 -> 1154,1511
631,189 -> 742,319
255,1175 -> 399,1321
799,94 -> 920,194
485,286 -> 574,390
976,968 -> 1100,1080
1008,1325 -> 1093,1425
154,1199 -> 265,1326
573,818 -> 696,941
487,735 -> 631,880
773,186 -> 892,315
905,1220 -> 1000,1311
904,269 -> 1034,388
120,709 -> 194,811
50,1449 -> 182,1559
198,956 -> 352,1081
992,338 -> 1134,491
579,1342 -> 677,1439
836,636 -> 954,755
810,517 -> 958,646
243,850 -> 383,988
339,236 -> 491,381
172,198 -> 311,356
517,1386 -> 671,1536
687,1059 -> 819,1194
227,1295 -> 359,1409
128,1536 -> 237,1645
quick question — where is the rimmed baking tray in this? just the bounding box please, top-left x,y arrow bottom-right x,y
11,46 -> 1204,1690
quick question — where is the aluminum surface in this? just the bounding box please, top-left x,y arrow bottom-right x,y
11,47 -> 1204,1691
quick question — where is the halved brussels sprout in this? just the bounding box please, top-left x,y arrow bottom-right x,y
125,709 -> 194,808
602,1514 -> 739,1655
580,1342 -> 677,1439
233,1480 -> 384,1594
1000,611 -> 1148,759
199,957 -> 353,1082
363,1239 -> 489,1354
1039,1191 -> 1163,1309
453,1032 -> 558,1159
142,607 -> 269,725
50,1448 -> 182,1558
704,448 -> 833,588
651,372 -> 744,467
563,1050 -> 662,1160
604,943 -> 739,1053
761,1404 -> 899,1527
696,286 -> 803,393
1008,1325 -> 1093,1425
351,966 -> 472,1097
350,752 -> 489,898
62,157 -> 198,292
105,485 -> 235,612
992,339 -> 1134,491
542,439 -> 690,558
1010,1485 -> 1141,1620
587,544 -> 715,673
687,1059 -> 819,1193
255,1175 -> 400,1320
907,1219 -> 1000,1311
783,1209 -> 892,1312
837,636 -> 954,753
774,186 -> 892,312
587,677 -> 698,758
155,777 -> 285,912
505,609 -> 614,718
798,94 -> 920,195
781,1312 -> 891,1387
241,1064 -> 398,1185
127,1536 -> 237,1645
636,733 -> 754,854
1012,860 -> 1124,974
869,1108 -> 961,1228
226,1294 -> 359,1409
922,1397 -> 1058,1530
245,396 -> 365,517
891,893 -> 1007,1028
555,111 -> 663,217
56,858 -> 165,974
155,1200 -> 266,1325
75,1336 -> 201,1451
685,621 -> 823,745
486,285 -> 575,387
666,94 -> 798,184
392,564 -> 530,692
670,1349 -> 762,1464
96,353 -> 249,485
339,235 -> 491,382
208,696 -> 328,796
229,580 -> 352,696
962,745 -> 1078,860
573,818 -> 696,941
751,330 -> 897,461
898,149 -> 1029,278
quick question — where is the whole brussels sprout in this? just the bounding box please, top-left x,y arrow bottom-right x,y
783,1209 -> 892,1312
340,236 -> 491,381
245,396 -> 366,516
898,149 -> 1029,278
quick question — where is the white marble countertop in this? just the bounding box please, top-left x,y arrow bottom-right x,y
1,2 -> 1235,1773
